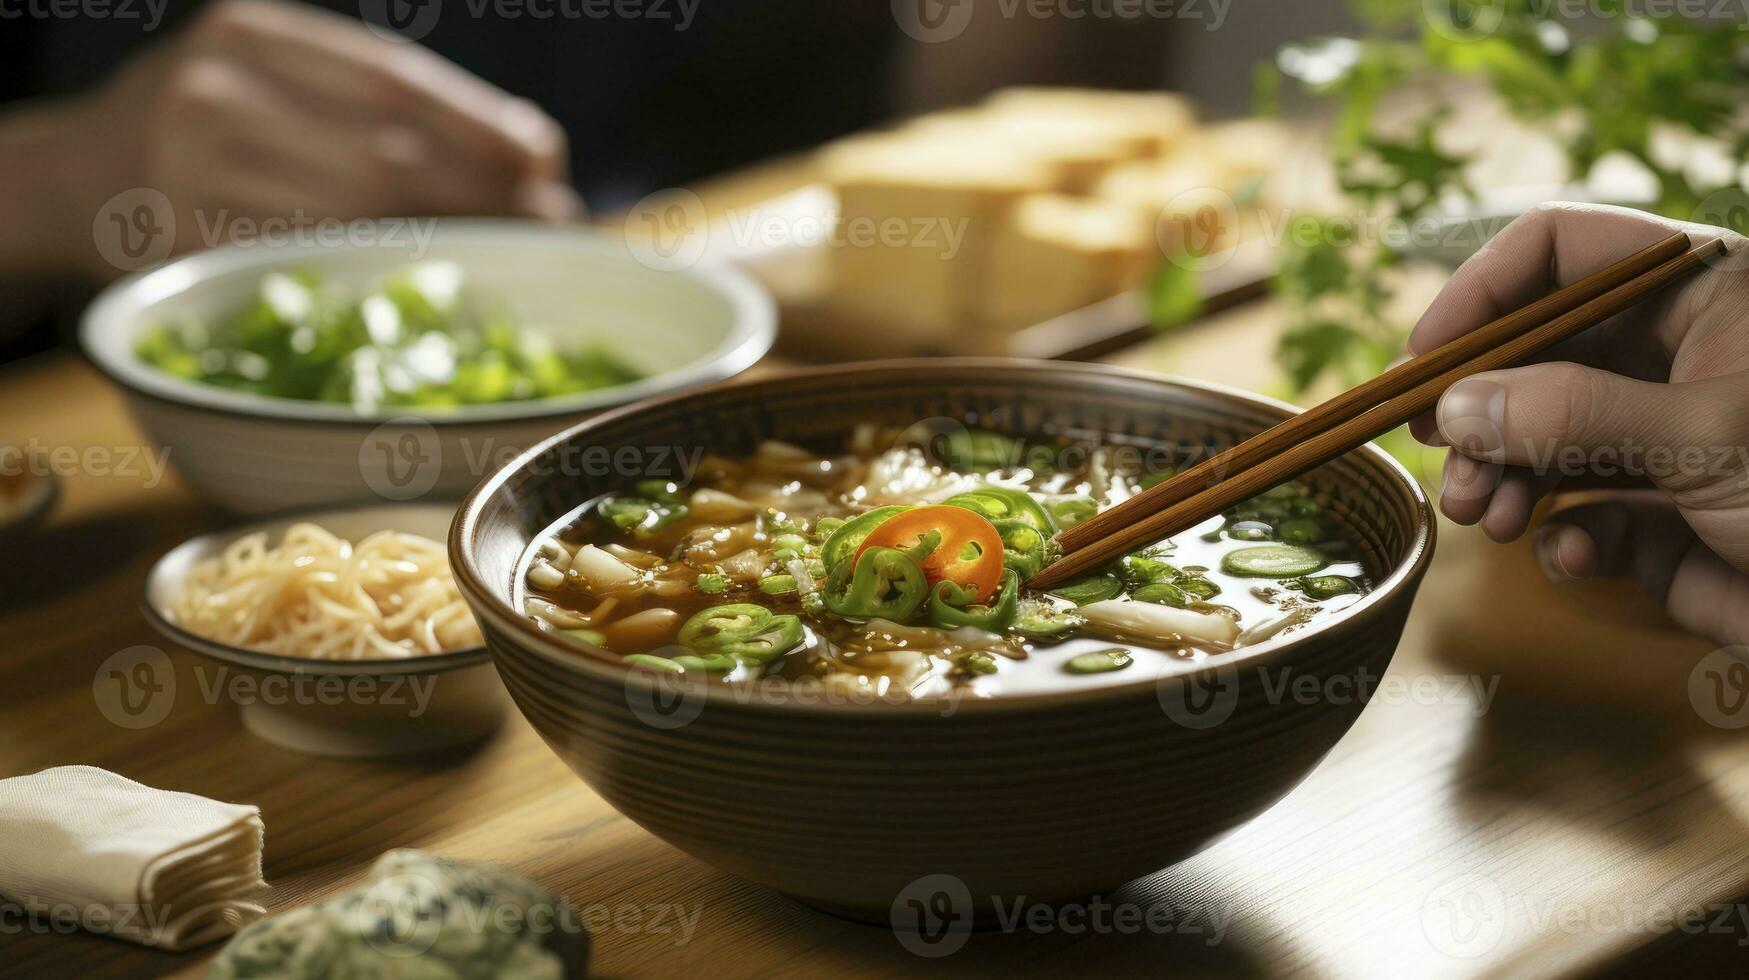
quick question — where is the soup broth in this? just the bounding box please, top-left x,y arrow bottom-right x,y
520,426 -> 1372,699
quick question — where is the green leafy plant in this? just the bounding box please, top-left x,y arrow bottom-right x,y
1255,3 -> 1749,395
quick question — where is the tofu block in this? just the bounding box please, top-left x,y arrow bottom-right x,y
904,109 -> 1167,194
822,137 -> 1058,348
1096,158 -> 1260,259
981,86 -> 1199,159
983,194 -> 1155,332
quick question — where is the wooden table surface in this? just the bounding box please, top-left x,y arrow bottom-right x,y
6,264 -> 1749,976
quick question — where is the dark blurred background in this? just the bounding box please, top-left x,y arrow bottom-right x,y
2,0 -> 1357,202
0,0 -> 1358,366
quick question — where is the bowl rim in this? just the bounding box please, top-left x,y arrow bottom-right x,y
78,220 -> 777,429
144,501 -> 488,676
451,357 -> 1437,715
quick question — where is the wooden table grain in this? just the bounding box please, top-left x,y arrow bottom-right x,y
5,297 -> 1749,977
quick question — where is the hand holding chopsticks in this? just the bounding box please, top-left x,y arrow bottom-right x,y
1028,232 -> 1725,591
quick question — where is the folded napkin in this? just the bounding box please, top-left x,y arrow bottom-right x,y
0,766 -> 268,950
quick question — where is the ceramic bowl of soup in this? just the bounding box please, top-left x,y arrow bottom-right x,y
451,359 -> 1435,921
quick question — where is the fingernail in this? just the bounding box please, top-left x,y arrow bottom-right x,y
1440,450 -> 1499,504
1439,378 -> 1506,460
1534,524 -> 1585,583
1440,452 -> 1471,500
1533,525 -> 1570,581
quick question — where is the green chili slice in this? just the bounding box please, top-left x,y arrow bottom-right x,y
1294,575 -> 1359,600
994,519 -> 1048,580
1047,572 -> 1124,606
678,604 -> 805,664
623,653 -> 684,673
818,505 -> 910,571
944,485 -> 1055,535
758,574 -> 797,596
811,517 -> 845,542
927,570 -> 1020,632
1221,544 -> 1328,578
823,547 -> 928,621
771,534 -> 810,561
1048,497 -> 1098,529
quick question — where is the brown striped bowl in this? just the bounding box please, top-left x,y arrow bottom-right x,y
451,359 -> 1435,921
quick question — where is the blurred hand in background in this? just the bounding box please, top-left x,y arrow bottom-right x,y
1412,203 -> 1749,648
0,0 -> 578,286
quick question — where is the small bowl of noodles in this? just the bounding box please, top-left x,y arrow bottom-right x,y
143,503 -> 502,758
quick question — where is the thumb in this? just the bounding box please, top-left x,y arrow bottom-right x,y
1436,364 -> 1738,487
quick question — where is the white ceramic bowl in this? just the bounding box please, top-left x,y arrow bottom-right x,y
82,222 -> 776,514
144,503 -> 504,758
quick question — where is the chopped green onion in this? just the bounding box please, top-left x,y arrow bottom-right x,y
963,652 -> 999,675
759,574 -> 798,596
1065,648 -> 1133,675
1132,582 -> 1188,606
1013,599 -> 1083,639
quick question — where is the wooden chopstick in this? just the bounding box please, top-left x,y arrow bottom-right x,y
1053,231 -> 1690,559
1028,235 -> 1722,591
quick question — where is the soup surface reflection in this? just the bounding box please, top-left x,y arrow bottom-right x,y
520,427 -> 1371,699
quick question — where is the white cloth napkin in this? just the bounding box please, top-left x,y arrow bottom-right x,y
0,766 -> 268,950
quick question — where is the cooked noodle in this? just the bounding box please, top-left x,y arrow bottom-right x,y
168,523 -> 482,659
